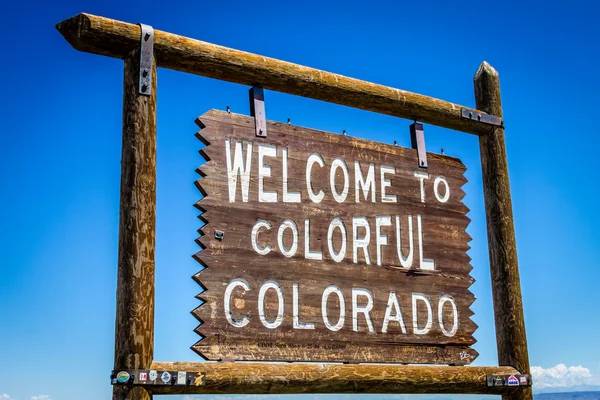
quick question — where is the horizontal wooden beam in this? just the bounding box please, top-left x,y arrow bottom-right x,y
149,362 -> 523,395
56,13 -> 494,135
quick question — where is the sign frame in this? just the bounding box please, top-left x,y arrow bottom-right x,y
56,12 -> 532,400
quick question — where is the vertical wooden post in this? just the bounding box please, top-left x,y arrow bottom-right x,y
113,48 -> 157,400
475,62 -> 532,400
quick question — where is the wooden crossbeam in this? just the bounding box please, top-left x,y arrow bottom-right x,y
148,362 -> 523,395
56,13 -> 494,135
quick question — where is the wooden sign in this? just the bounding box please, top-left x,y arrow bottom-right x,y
193,110 -> 477,365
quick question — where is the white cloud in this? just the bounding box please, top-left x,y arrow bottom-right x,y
1,395 -> 13,400
30,396 -> 51,400
531,364 -> 597,388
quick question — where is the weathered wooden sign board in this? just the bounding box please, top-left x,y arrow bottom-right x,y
193,110 -> 477,364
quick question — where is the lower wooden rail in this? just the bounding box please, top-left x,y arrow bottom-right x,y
148,362 -> 523,395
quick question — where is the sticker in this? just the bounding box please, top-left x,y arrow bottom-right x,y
177,371 -> 187,385
139,372 -> 147,381
508,375 -> 519,386
116,371 -> 130,383
495,376 -> 504,386
519,376 -> 527,385
161,371 -> 171,384
111,378 -> 117,385
149,370 -> 158,381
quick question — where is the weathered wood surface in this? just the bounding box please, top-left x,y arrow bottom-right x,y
193,110 -> 476,364
149,362 -> 522,395
475,62 -> 532,400
56,13 -> 496,136
113,49 -> 157,400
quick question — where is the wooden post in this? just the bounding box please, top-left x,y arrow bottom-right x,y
475,62 -> 532,400
113,48 -> 157,400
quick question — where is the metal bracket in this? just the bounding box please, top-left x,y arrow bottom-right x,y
410,122 -> 427,168
138,23 -> 154,95
461,108 -> 503,127
249,87 -> 267,137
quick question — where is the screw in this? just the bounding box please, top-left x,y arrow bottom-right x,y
287,118 -> 291,125
144,32 -> 150,41
343,130 -> 346,135
141,85 -> 147,92
421,160 -> 425,166
394,140 -> 397,146
142,69 -> 149,77
226,105 -> 231,113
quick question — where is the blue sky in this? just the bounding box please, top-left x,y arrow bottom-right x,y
1,0 -> 599,399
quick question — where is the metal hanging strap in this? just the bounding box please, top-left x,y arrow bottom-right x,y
138,23 -> 154,95
249,87 -> 267,137
410,122 -> 427,168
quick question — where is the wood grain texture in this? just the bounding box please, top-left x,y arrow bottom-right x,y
475,61 -> 532,400
149,362 -> 523,395
113,49 -> 157,400
56,13 -> 495,135
192,110 -> 477,364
